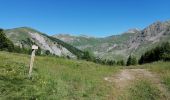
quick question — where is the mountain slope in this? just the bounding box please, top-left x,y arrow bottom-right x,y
53,34 -> 101,50
4,27 -> 84,58
54,20 -> 170,60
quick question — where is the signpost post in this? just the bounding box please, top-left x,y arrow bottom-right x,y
28,45 -> 38,78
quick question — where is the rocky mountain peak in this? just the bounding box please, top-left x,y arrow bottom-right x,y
142,21 -> 168,36
125,28 -> 141,34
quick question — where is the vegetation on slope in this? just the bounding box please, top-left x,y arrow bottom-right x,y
139,42 -> 170,64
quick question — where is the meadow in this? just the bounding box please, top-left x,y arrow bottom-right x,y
0,51 -> 118,100
0,51 -> 170,100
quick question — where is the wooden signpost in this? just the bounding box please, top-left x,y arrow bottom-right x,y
28,45 -> 38,78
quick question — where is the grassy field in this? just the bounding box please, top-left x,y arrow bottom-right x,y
0,51 -> 118,100
125,61 -> 170,100
128,61 -> 170,92
143,62 -> 170,92
0,51 -> 170,100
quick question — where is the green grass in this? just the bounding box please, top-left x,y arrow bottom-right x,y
140,62 -> 170,91
127,80 -> 162,100
119,62 -> 170,100
0,51 -> 118,100
1,51 -> 170,100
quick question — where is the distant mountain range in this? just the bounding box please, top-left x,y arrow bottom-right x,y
4,27 -> 84,58
3,20 -> 170,60
54,20 -> 170,60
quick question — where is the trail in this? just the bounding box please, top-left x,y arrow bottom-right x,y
104,69 -> 170,100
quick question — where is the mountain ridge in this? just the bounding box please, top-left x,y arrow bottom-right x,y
54,20 -> 170,60
3,20 -> 170,60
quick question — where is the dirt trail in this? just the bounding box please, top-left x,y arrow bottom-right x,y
104,69 -> 160,88
104,69 -> 170,99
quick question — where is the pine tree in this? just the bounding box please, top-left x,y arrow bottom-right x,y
45,50 -> 51,55
139,42 -> 170,64
131,56 -> 137,65
82,51 -> 92,61
0,29 -> 14,52
126,55 -> 132,66
126,55 -> 137,66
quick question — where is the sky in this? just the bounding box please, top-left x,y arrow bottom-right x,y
0,0 -> 170,37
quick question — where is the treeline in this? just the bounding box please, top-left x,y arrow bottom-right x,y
93,57 -> 126,66
139,42 -> 170,64
80,51 -> 126,66
125,42 -> 170,65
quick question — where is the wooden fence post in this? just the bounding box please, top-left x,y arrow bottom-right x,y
28,45 -> 38,78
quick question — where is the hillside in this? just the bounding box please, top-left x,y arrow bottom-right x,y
4,27 -> 84,58
0,51 -> 170,99
54,21 -> 170,60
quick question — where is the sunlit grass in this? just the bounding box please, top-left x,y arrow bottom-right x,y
0,51 -> 118,99
142,61 -> 170,91
127,79 -> 162,100
0,51 -> 170,100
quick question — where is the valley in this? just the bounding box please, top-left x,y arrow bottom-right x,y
1,0 -> 170,99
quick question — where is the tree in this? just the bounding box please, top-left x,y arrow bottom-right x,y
131,56 -> 137,65
117,60 -> 125,66
0,29 -> 14,52
45,50 -> 51,55
161,42 -> 170,61
126,55 -> 137,66
126,55 -> 132,66
107,60 -> 115,66
82,51 -> 92,61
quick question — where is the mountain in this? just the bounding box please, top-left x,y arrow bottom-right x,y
4,27 -> 84,58
54,20 -> 170,60
53,34 -> 101,50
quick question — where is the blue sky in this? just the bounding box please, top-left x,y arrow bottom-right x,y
0,0 -> 170,37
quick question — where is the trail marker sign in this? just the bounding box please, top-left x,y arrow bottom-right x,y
28,45 -> 38,78
32,45 -> 38,49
